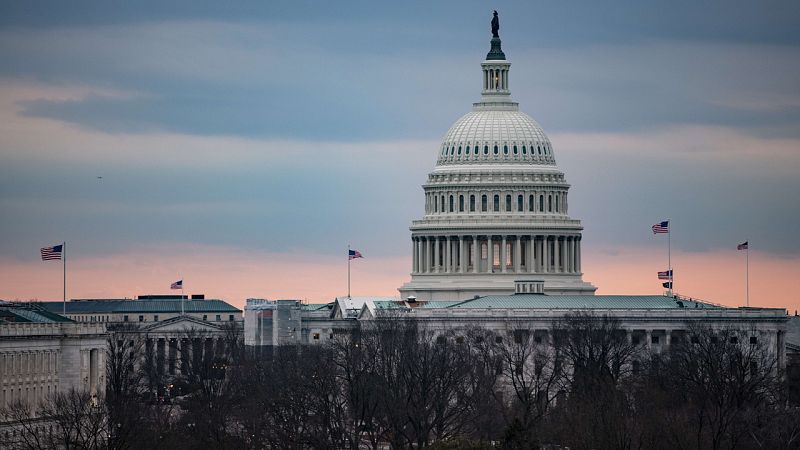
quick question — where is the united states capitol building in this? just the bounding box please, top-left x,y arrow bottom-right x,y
245,24 -> 798,371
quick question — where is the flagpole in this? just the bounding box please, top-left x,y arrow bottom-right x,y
746,241 -> 749,307
667,219 -> 672,296
347,245 -> 351,299
63,241 -> 66,314
181,279 -> 185,316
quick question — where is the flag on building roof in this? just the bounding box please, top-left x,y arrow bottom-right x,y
737,241 -> 748,250
348,249 -> 363,260
652,221 -> 669,234
658,270 -> 673,280
662,281 -> 673,289
170,280 -> 182,289
40,244 -> 63,261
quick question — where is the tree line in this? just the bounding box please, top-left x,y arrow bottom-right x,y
2,314 -> 799,450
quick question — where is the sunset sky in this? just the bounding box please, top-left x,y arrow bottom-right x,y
1,1 -> 798,312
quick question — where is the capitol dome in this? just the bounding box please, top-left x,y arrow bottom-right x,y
437,110 -> 556,166
399,20 -> 596,301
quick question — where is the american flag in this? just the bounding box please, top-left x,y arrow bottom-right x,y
652,221 -> 669,234
737,241 -> 748,250
657,270 -> 673,280
170,280 -> 182,289
40,244 -> 63,261
348,249 -> 363,260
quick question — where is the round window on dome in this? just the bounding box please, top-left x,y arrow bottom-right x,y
450,147 -> 455,155
494,145 -> 499,155
522,146 -> 527,154
513,145 -> 518,154
484,145 -> 489,155
466,146 -> 470,155
537,145 -> 542,154
458,146 -> 462,155
503,145 -> 508,155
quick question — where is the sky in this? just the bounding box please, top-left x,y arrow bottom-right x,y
0,1 -> 798,311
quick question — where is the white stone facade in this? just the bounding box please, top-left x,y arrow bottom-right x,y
399,35 -> 595,301
0,323 -> 106,409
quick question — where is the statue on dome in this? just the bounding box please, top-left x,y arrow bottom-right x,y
491,11 -> 500,38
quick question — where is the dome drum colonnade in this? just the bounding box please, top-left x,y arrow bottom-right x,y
399,24 -> 596,301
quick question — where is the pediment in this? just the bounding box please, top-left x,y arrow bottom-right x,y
142,316 -> 225,333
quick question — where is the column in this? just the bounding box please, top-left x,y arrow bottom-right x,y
444,237 -> 451,273
514,236 -> 521,273
576,237 -> 582,273
526,236 -> 533,273
412,238 -> 418,274
459,236 -> 465,273
417,238 -> 423,274
487,236 -> 494,273
646,330 -> 652,351
501,236 -> 507,273
543,236 -> 550,273
434,237 -> 440,273
472,235 -> 479,273
425,237 -> 431,273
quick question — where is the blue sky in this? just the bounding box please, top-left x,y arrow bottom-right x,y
1,1 -> 798,306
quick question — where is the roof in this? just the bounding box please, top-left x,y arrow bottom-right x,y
302,303 -> 332,312
0,304 -> 73,323
333,297 -> 398,319
36,299 -> 241,314
440,295 -> 723,310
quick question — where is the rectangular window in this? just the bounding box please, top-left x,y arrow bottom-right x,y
203,315 -> 207,321
505,195 -> 511,211
313,333 -> 320,340
138,315 -> 144,322
229,315 -> 234,321
750,336 -> 758,344
651,335 -> 659,344
470,195 -> 475,212
123,315 -> 129,322
216,315 -> 221,321
154,315 -> 159,322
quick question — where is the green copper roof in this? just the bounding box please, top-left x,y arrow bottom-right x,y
445,295 -> 721,310
302,303 -> 332,311
37,299 -> 240,314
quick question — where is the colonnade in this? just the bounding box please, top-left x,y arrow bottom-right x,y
144,336 -> 227,376
411,234 -> 581,275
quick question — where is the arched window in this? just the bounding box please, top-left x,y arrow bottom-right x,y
539,195 -> 544,211
522,145 -> 527,154
470,195 -> 476,212
505,194 -> 512,211
529,194 -> 534,211
459,195 -> 464,212
555,195 -> 559,212
483,145 -> 489,155
449,195 -> 454,212
450,146 -> 455,155
475,146 -> 479,155
537,145 -> 542,154
457,146 -> 462,155
548,194 -> 552,212
434,196 -> 438,212
493,195 -> 500,212
481,243 -> 488,259
517,195 -> 523,211
481,195 -> 488,212
513,145 -> 518,154
494,145 -> 499,155
441,195 -> 445,212
503,145 -> 508,155
466,146 -> 470,155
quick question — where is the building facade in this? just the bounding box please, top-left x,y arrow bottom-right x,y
398,30 -> 596,301
0,303 -> 106,410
